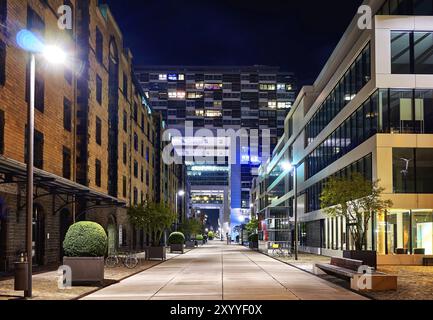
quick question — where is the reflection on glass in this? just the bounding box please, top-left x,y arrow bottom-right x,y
412,211 -> 433,255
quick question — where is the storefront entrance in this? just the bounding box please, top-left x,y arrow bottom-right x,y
0,198 -> 7,271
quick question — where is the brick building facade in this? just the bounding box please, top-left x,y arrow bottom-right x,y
0,0 -> 183,272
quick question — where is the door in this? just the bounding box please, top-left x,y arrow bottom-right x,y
33,205 -> 45,266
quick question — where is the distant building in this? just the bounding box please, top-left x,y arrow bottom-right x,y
135,66 -> 296,235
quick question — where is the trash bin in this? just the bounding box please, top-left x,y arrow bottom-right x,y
14,262 -> 29,291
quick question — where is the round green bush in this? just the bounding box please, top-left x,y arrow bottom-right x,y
169,232 -> 185,245
195,234 -> 204,241
63,221 -> 108,257
248,234 -> 259,243
207,231 -> 215,239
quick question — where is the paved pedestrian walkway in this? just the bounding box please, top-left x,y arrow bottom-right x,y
83,241 -> 368,300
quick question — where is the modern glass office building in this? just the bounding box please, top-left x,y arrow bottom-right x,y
252,0 -> 433,264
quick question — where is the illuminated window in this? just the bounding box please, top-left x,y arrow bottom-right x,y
204,83 -> 223,90
168,74 -> 177,81
260,84 -> 276,91
177,91 -> 185,99
195,110 -> 205,116
213,101 -> 222,108
178,74 -> 185,81
188,92 -> 203,99
277,83 -> 286,91
196,82 -> 204,90
287,84 -> 293,91
205,110 -> 222,118
268,101 -> 277,109
168,91 -> 177,99
159,74 -> 167,81
277,102 -> 292,109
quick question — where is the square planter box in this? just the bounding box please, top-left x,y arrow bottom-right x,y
63,257 -> 104,286
146,246 -> 167,261
170,244 -> 184,254
196,240 -> 204,246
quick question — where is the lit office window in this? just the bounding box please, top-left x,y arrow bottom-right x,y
178,74 -> 185,81
159,74 -> 167,81
196,82 -> 204,90
268,101 -> 277,109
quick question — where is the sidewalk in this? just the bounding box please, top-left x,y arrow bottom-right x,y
83,241 -> 367,300
0,252 -> 183,300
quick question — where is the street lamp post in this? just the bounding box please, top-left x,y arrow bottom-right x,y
282,161 -> 299,261
25,53 -> 36,298
17,30 -> 67,298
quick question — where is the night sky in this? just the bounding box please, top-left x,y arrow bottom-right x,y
105,0 -> 364,86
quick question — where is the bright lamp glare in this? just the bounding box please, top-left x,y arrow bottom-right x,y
16,30 -> 45,53
43,45 -> 66,65
281,161 -> 293,172
178,190 -> 185,197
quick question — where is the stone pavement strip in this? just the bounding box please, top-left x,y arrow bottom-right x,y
82,241 -> 368,301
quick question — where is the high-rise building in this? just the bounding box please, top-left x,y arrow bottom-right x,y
135,66 -> 296,236
253,0 -> 433,262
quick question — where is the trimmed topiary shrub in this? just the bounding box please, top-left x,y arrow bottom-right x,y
169,232 -> 185,245
196,234 -> 204,241
207,231 -> 215,240
63,222 -> 108,257
248,234 -> 259,243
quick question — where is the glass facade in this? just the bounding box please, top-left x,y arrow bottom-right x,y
391,31 -> 433,74
305,44 -> 371,147
306,89 -> 433,180
378,0 -> 433,15
393,148 -> 433,193
305,154 -> 372,213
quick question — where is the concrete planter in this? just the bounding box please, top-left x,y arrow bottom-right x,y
146,246 -> 167,261
63,257 -> 104,285
195,240 -> 204,246
170,244 -> 184,254
343,250 -> 377,269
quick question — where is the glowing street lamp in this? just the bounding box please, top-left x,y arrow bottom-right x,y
16,30 -> 67,298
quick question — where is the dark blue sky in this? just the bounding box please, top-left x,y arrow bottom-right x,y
104,0 -> 363,85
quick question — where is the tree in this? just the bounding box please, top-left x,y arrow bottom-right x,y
320,173 -> 393,251
179,218 -> 202,240
245,217 -> 259,235
128,202 -> 176,247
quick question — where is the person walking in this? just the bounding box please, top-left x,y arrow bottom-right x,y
226,233 -> 230,245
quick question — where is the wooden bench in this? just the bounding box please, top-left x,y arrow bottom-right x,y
315,257 -> 363,279
314,257 -> 397,292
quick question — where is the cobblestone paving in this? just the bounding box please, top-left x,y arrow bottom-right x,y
273,253 -> 433,300
0,260 -> 162,300
369,266 -> 433,300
